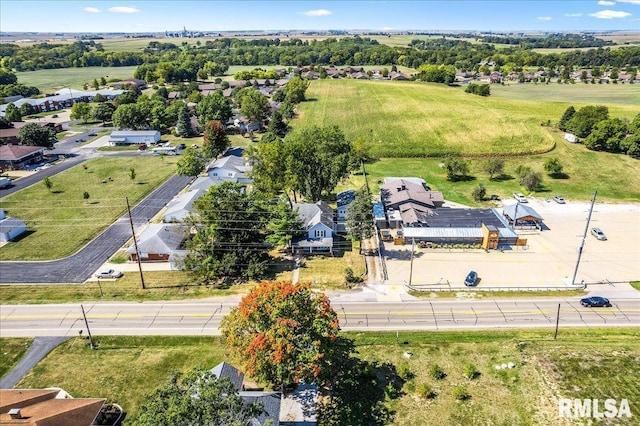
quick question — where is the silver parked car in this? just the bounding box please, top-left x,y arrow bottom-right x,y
590,228 -> 607,241
95,269 -> 123,279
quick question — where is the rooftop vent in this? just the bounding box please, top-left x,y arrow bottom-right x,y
9,408 -> 22,419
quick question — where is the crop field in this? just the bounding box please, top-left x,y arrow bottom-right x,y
10,329 -> 640,425
300,79 -> 597,158
0,156 -> 178,260
15,66 -> 139,92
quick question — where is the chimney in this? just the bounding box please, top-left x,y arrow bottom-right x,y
9,408 -> 22,419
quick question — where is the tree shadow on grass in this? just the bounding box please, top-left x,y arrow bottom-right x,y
319,337 -> 403,426
491,173 -> 514,182
548,172 -> 570,179
51,190 -> 64,194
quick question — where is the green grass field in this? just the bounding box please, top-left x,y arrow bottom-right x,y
15,66 -> 139,92
297,79 -> 638,159
0,338 -> 32,379
491,81 -> 640,105
0,156 -> 178,260
10,329 -> 640,425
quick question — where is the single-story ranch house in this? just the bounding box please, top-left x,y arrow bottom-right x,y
0,88 -> 125,117
0,209 -> 26,242
108,130 -> 160,146
125,223 -> 188,268
0,144 -> 45,171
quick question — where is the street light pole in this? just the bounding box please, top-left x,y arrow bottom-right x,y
571,191 -> 597,285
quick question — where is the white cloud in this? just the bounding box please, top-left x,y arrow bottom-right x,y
108,6 -> 141,14
84,6 -> 101,13
564,12 -> 583,17
537,16 -> 552,21
589,9 -> 632,18
616,0 -> 640,4
296,9 -> 332,17
598,1 -> 616,5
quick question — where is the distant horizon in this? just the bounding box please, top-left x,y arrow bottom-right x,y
1,1 -> 639,34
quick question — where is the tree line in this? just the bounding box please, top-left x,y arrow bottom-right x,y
2,35 -> 639,76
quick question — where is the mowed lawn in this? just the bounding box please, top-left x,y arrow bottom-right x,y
0,156 -> 178,260
12,329 -> 640,425
298,79 -> 638,159
16,66 -> 139,91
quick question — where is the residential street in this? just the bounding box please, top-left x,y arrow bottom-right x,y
0,174 -> 191,283
1,297 -> 639,337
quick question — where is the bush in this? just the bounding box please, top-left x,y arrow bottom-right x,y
397,363 -> 414,381
472,184 -> 486,202
417,383 -> 437,399
463,363 -> 480,380
429,364 -> 447,380
453,385 -> 471,401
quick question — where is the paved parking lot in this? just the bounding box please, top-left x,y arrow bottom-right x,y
383,198 -> 640,288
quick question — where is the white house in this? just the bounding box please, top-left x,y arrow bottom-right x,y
292,201 -> 335,254
0,209 -> 26,242
163,189 -> 206,223
108,130 -> 160,146
206,155 -> 252,184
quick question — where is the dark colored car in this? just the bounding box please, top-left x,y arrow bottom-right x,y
176,143 -> 186,150
580,296 -> 611,307
138,143 -> 148,150
88,132 -> 97,137
464,271 -> 478,287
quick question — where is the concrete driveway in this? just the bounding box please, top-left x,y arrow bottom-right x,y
383,199 -> 640,288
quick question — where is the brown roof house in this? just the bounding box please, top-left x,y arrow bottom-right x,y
0,145 -> 45,171
0,388 -> 105,426
380,178 -> 444,227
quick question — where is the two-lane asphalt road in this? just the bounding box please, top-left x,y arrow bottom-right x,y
1,298 -> 638,337
0,174 -> 192,283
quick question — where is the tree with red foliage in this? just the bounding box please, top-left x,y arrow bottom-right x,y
221,280 -> 340,391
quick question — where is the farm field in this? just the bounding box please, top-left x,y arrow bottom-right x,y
0,156 -> 178,260
491,82 -> 640,105
297,79 -> 638,158
15,65 -> 139,92
10,329 -> 640,425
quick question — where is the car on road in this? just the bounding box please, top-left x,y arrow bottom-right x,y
580,296 -> 611,307
553,195 -> 565,204
464,271 -> 478,286
138,143 -> 148,150
88,132 -> 97,136
51,114 -> 58,118
95,269 -> 123,279
513,193 -> 527,203
591,227 -> 607,241
176,143 -> 186,150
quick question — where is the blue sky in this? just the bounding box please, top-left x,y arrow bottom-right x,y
1,1 -> 639,33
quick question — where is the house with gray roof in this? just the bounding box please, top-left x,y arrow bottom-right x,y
163,189 -> 206,223
125,224 -> 187,268
380,178 -> 444,227
292,201 -> 335,254
206,154 -> 252,185
108,130 -> 160,146
0,209 -> 26,242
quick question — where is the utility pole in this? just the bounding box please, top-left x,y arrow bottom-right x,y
80,304 -> 96,350
571,191 -> 597,285
554,303 -> 561,340
126,197 -> 146,290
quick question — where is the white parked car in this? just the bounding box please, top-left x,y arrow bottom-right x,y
513,193 -> 527,203
95,269 -> 123,279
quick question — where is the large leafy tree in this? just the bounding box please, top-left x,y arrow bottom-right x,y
18,123 -> 55,147
285,125 -> 352,201
4,103 -> 21,122
346,187 -> 375,253
0,68 -> 17,85
176,146 -> 206,177
519,169 -> 543,192
558,105 -> 575,131
184,182 -> 271,285
583,117 -> 628,152
247,139 -> 288,201
221,280 -> 340,390
92,102 -> 116,124
237,88 -> 270,123
283,76 -> 309,104
112,103 -> 147,130
203,120 -> 229,158
265,202 -> 304,250
134,368 -> 264,426
483,157 -> 504,180
196,92 -> 232,127
444,154 -> 470,181
70,102 -> 92,123
565,105 -> 609,138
